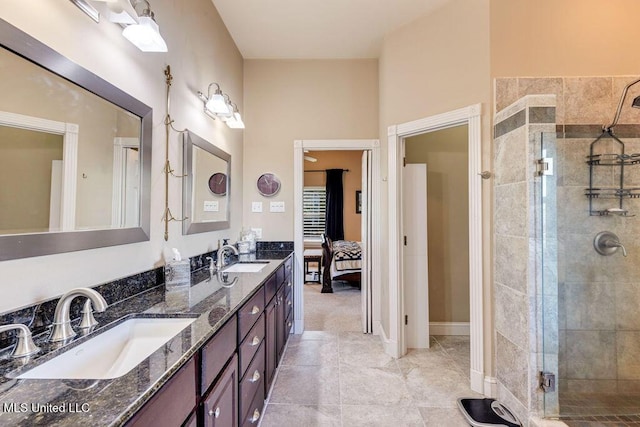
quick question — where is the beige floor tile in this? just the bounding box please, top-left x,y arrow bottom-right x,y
418,406 -> 470,427
260,404 -> 341,427
404,365 -> 480,407
340,365 -> 412,406
281,339 -> 339,366
341,404 -> 424,426
269,365 -> 340,405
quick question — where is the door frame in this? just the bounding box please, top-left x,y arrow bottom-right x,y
293,139 -> 381,335
388,104 -> 484,393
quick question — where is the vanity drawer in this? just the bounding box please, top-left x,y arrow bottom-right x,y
284,290 -> 293,321
284,256 -> 293,281
239,314 -> 265,376
201,317 -> 237,395
238,287 -> 265,341
203,354 -> 238,427
264,274 -> 277,305
284,311 -> 293,345
275,264 -> 285,289
239,343 -> 265,424
241,380 -> 265,427
126,357 -> 196,427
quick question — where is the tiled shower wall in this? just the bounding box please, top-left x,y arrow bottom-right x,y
495,76 -> 640,420
493,94 -> 557,422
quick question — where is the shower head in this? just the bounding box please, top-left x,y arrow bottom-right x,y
604,77 -> 640,132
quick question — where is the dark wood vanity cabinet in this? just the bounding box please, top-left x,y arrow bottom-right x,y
265,255 -> 294,395
126,255 -> 294,427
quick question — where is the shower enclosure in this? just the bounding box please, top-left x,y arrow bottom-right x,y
494,76 -> 640,424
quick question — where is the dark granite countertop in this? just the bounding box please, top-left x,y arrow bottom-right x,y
0,251 -> 292,426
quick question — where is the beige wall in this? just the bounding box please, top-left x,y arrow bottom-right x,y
490,0 -> 640,78
0,128 -> 62,233
0,0 -> 244,312
242,60 -> 378,241
303,150 -> 363,242
406,125 -> 469,324
379,0 -> 491,364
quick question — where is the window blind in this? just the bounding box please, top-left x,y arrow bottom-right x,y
303,186 -> 326,237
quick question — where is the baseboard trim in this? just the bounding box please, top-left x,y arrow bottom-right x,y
430,321 -> 470,336
484,376 -> 497,397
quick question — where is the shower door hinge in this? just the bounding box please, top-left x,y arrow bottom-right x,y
539,371 -> 556,392
535,158 -> 554,176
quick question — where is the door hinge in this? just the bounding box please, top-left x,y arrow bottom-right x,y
404,315 -> 408,325
535,158 -> 554,176
403,157 -> 406,167
404,236 -> 407,246
539,371 -> 556,392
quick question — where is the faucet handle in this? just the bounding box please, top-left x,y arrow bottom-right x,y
79,299 -> 98,330
0,324 -> 40,358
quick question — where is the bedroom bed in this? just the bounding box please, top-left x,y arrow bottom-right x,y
320,234 -> 362,293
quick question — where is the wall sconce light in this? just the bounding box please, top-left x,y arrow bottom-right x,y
100,0 -> 139,24
121,0 -> 167,52
197,83 -> 244,129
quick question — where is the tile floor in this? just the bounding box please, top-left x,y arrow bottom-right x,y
259,282 -> 480,426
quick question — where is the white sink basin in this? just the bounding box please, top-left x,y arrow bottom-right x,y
12,317 -> 195,380
223,262 -> 268,273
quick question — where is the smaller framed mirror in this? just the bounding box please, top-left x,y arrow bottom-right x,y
183,131 -> 231,234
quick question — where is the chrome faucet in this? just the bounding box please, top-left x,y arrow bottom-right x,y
216,243 -> 239,270
0,324 -> 39,358
49,288 -> 108,342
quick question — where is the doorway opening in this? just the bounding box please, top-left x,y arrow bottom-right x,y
293,139 -> 381,336
388,104 -> 485,394
302,150 -> 364,331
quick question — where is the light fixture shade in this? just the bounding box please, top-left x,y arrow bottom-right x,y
226,112 -> 245,129
106,0 -> 139,24
205,94 -> 231,115
122,16 -> 167,52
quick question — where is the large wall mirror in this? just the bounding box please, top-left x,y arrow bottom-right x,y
0,18 -> 152,261
183,131 -> 230,234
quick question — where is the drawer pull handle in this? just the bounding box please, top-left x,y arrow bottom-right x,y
250,408 -> 261,423
288,321 -> 292,328
209,407 -> 220,418
287,301 -> 292,306
251,335 -> 260,346
287,265 -> 291,270
250,370 -> 261,383
251,305 -> 260,315
287,281 -> 292,287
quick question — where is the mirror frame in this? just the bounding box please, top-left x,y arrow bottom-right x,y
182,130 -> 231,234
0,18 -> 152,261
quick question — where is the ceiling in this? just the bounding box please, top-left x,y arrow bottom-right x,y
210,0 -> 449,59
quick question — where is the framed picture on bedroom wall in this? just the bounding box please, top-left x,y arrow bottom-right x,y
356,190 -> 362,214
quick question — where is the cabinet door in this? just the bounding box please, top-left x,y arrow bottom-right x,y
264,297 -> 277,394
125,358 -> 196,427
275,287 -> 286,362
203,354 -> 238,427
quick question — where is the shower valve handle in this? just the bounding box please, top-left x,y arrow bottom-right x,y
594,231 -> 627,257
604,239 -> 627,257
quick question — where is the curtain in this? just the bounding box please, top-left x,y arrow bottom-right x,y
325,169 -> 344,240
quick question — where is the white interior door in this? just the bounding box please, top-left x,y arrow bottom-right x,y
403,163 -> 429,349
361,151 -> 373,333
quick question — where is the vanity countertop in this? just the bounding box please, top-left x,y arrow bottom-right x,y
0,251 -> 292,427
